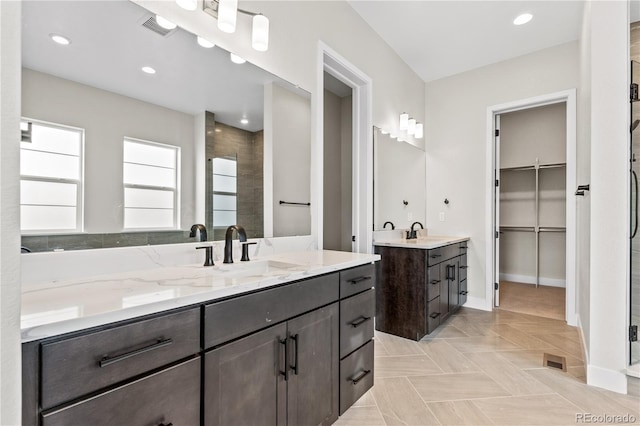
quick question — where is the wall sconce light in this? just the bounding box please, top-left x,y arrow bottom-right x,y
202,0 -> 270,51
407,118 -> 416,135
415,123 -> 424,139
399,113 -> 409,130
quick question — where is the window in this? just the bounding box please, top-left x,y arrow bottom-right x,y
211,156 -> 237,228
123,138 -> 179,229
20,119 -> 84,233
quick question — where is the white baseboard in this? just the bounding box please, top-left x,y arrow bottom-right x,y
576,314 -> 589,364
499,273 -> 566,288
462,296 -> 492,312
586,364 -> 628,394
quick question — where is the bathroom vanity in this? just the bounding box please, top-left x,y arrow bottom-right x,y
21,250 -> 378,426
373,236 -> 469,341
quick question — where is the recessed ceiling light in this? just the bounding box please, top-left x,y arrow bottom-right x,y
141,66 -> 156,74
155,15 -> 177,30
230,53 -> 246,64
176,0 -> 198,11
513,13 -> 533,26
240,118 -> 249,125
50,34 -> 71,45
197,36 -> 215,48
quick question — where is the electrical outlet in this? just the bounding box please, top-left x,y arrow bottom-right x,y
439,212 -> 445,222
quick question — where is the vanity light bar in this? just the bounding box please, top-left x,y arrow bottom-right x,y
201,0 -> 270,52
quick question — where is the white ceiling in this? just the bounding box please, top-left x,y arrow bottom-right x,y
22,1 -> 307,132
349,1 -> 585,82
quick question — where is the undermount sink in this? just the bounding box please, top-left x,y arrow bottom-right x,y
210,259 -> 303,278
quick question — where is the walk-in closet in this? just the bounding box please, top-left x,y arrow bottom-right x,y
498,102 -> 567,320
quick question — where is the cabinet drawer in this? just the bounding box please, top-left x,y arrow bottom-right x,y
426,247 -> 443,265
427,297 -> 442,334
427,264 -> 441,301
339,340 -> 374,415
42,357 -> 200,426
340,289 -> 375,358
459,279 -> 468,306
340,263 -> 375,298
41,308 -> 200,410
204,273 -> 339,348
459,254 -> 468,281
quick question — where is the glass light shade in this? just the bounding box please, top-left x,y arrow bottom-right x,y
197,36 -> 215,48
252,14 -> 269,51
415,123 -> 424,139
230,53 -> 246,64
399,113 -> 409,130
155,15 -> 177,30
176,0 -> 197,10
217,0 -> 238,33
407,118 -> 416,135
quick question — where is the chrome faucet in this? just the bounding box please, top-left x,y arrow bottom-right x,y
224,225 -> 250,263
406,221 -> 424,239
189,224 -> 208,242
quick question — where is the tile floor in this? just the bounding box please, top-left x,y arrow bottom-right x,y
336,307 -> 640,426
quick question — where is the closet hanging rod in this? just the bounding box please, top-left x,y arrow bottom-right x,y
499,226 -> 535,232
279,200 -> 311,206
500,165 -> 535,172
539,227 -> 566,232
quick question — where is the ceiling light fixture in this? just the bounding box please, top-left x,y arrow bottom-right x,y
197,36 -> 215,48
50,34 -> 71,45
240,118 -> 249,124
176,0 -> 198,11
399,113 -> 409,130
230,53 -> 246,64
141,66 -> 156,74
204,0 -> 270,51
155,15 -> 177,30
513,13 -> 533,26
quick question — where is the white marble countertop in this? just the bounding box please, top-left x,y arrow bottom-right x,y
21,250 -> 380,342
372,235 -> 470,250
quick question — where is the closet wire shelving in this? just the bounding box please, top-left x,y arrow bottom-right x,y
499,159 -> 566,287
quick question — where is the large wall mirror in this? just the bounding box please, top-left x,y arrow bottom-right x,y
21,0 -> 311,251
373,126 -> 426,232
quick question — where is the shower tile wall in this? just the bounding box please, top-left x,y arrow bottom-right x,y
205,112 -> 264,240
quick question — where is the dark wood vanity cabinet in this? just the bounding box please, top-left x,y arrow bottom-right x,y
23,264 -> 377,426
375,241 -> 468,341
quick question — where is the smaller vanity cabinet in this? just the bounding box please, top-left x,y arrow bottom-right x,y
338,264 -> 375,415
375,241 -> 469,341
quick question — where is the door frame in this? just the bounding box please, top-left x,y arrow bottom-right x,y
485,89 -> 577,326
314,42 -> 373,253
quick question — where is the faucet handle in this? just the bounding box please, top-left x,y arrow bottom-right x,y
196,246 -> 214,266
241,242 -> 257,262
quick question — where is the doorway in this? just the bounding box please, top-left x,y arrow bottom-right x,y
322,73 -> 353,252
486,90 -> 577,326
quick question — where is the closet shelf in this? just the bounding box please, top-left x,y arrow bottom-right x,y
500,162 -> 566,172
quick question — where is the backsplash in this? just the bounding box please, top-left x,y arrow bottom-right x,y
22,231 -> 196,253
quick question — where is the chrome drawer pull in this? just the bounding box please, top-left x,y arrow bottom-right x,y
350,316 -> 371,328
348,276 -> 372,285
99,338 -> 173,368
351,369 -> 371,385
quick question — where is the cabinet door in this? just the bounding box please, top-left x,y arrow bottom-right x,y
287,303 -> 339,426
204,323 -> 287,426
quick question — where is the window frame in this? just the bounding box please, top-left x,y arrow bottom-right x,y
211,156 -> 238,229
20,118 -> 85,234
123,136 -> 181,231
